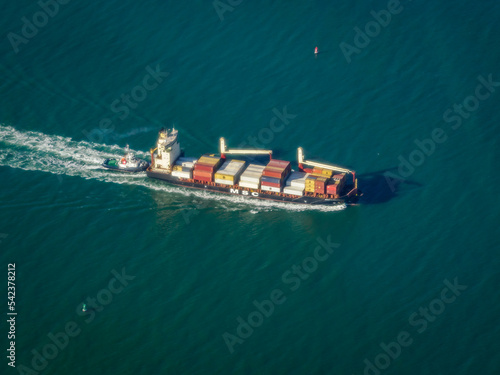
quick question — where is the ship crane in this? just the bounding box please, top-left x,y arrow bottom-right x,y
297,147 -> 357,187
219,137 -> 273,160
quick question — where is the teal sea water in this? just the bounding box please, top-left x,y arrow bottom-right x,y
1,1 -> 500,374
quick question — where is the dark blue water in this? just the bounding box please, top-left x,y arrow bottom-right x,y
1,1 -> 500,374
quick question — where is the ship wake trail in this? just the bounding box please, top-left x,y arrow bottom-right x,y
0,125 -> 345,212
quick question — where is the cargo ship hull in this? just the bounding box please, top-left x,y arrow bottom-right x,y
146,169 -> 359,206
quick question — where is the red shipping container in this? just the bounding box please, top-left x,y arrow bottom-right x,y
262,170 -> 284,179
315,178 -> 326,189
193,170 -> 212,179
194,169 -> 213,176
194,163 -> 216,172
333,174 -> 345,181
315,186 -> 325,194
263,166 -> 291,179
261,181 -> 281,188
193,171 -> 213,180
326,184 -> 338,195
267,159 -> 290,169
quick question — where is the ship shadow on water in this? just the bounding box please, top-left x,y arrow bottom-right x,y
357,168 -> 422,205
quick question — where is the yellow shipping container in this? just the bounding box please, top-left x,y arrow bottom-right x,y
214,173 -> 235,182
305,185 -> 315,193
311,168 -> 333,177
173,165 -> 183,171
322,169 -> 333,177
198,158 -> 219,165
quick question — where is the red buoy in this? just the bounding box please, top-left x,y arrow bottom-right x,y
314,46 -> 318,54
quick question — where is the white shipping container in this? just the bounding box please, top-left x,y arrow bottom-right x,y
215,178 -> 234,186
176,157 -> 197,167
283,186 -> 304,196
287,171 -> 307,179
261,185 -> 281,193
241,170 -> 263,178
238,181 -> 260,189
218,160 -> 232,170
175,161 -> 194,169
241,170 -> 262,176
220,160 -> 245,168
245,164 -> 265,171
172,170 -> 192,179
286,172 -> 309,187
218,160 -> 245,176
240,164 -> 263,185
290,181 -> 306,188
243,169 -> 263,175
240,176 -> 261,183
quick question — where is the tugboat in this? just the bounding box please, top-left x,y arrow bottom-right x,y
102,145 -> 149,173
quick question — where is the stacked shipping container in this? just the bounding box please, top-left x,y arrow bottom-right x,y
305,175 -> 317,193
263,160 -> 291,179
171,156 -> 198,179
260,159 -> 291,193
326,173 -> 346,196
214,159 -> 246,185
260,175 -> 281,193
193,154 -> 222,183
326,182 -> 339,195
239,164 -> 265,189
283,171 -> 308,196
305,175 -> 327,194
315,176 -> 327,194
172,166 -> 192,179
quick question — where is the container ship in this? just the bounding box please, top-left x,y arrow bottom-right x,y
146,128 -> 361,206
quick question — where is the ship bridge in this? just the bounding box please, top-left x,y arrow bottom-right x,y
151,128 -> 181,170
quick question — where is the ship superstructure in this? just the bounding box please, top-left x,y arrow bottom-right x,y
150,128 -> 181,171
